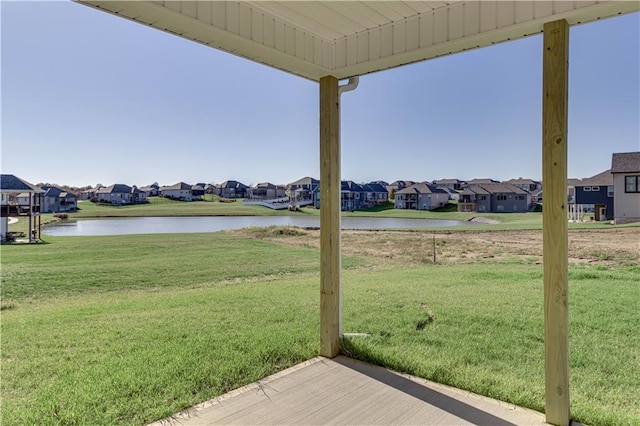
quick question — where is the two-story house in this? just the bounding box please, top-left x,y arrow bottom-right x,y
289,177 -> 319,203
218,180 -> 249,198
395,183 -> 448,211
361,182 -> 389,206
40,185 -> 78,213
161,182 -> 196,201
458,183 -> 529,213
572,170 -> 614,221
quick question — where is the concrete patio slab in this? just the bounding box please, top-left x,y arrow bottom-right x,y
151,356 -> 548,425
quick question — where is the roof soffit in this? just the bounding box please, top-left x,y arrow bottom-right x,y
77,1 -> 639,81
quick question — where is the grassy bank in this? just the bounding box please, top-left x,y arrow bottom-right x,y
1,230 -> 638,425
70,196 -> 300,218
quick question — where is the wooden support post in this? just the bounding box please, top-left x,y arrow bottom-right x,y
319,75 -> 341,358
543,19 -> 570,426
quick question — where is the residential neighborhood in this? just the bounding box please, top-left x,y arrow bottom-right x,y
2,151 -> 639,242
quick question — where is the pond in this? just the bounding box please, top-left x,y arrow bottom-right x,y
42,216 -> 477,236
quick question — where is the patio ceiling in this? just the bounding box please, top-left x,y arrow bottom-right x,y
77,1 -> 639,81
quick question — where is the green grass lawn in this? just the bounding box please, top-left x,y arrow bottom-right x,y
1,231 -> 638,425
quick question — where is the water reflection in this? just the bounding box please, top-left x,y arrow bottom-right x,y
43,216 -> 475,236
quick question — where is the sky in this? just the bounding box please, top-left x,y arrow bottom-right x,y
1,1 -> 639,188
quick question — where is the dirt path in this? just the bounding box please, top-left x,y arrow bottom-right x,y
240,226 -> 640,267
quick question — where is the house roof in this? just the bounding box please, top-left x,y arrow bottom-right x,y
466,178 -> 500,185
433,179 -> 464,185
397,182 -> 446,195
76,1 -> 639,82
504,178 -> 540,185
611,152 -> 640,173
290,177 -> 319,187
40,185 -> 73,198
96,184 -> 133,194
219,180 -> 248,189
255,182 -> 276,189
460,186 -> 491,196
567,178 -> 582,188
389,180 -> 415,189
0,174 -> 40,193
341,180 -> 364,192
466,183 -> 529,195
362,182 -> 388,193
577,169 -> 613,186
162,182 -> 193,191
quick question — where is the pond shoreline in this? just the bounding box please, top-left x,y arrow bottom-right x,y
42,215 -> 480,237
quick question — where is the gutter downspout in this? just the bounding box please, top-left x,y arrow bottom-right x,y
338,76 -> 359,96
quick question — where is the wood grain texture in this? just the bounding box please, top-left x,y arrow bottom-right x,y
542,18 -> 570,426
319,75 -> 341,358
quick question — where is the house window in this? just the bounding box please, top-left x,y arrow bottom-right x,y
516,195 -> 525,201
497,195 -> 507,201
625,175 -> 639,193
607,186 -> 614,197
479,195 -> 486,201
591,186 -> 600,191
583,187 -> 591,192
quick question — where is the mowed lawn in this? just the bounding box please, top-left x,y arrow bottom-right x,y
1,231 -> 639,425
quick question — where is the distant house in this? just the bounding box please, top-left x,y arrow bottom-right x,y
572,170 -> 614,221
436,186 -> 460,202
340,181 -> 365,211
566,178 -> 582,205
81,188 -> 96,200
96,184 -> 147,205
458,186 -> 492,213
313,180 -> 373,211
204,183 -> 217,195
16,193 -> 33,211
395,183 -> 448,211
191,184 -> 205,199
219,180 -> 249,198
140,182 -> 160,197
1,174 -> 41,242
464,178 -> 500,187
362,182 -> 389,206
504,178 -> 541,192
289,177 -> 319,202
249,182 -> 279,200
458,183 -> 530,213
386,180 -> 415,198
161,182 -> 196,201
40,185 -> 78,213
611,151 -> 640,224
433,179 -> 465,191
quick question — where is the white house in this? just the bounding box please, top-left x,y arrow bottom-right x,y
96,184 -> 147,205
612,152 -> 640,224
160,182 -> 194,201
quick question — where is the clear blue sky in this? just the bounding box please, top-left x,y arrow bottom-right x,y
2,1 -> 639,188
